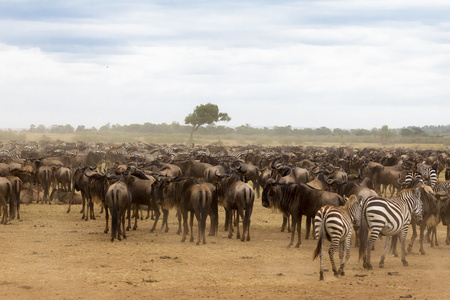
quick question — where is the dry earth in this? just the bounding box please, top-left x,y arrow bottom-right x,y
2,201 -> 450,300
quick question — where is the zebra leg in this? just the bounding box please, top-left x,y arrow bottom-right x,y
328,238 -> 339,277
379,236 -> 392,268
339,232 -> 352,276
364,230 -> 380,270
319,234 -> 324,281
400,230 -> 409,266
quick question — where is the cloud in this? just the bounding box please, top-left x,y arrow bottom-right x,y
1,0 -> 450,130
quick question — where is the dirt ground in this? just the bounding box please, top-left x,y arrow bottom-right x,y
2,201 -> 450,300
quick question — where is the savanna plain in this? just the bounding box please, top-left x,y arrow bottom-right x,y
2,199 -> 450,300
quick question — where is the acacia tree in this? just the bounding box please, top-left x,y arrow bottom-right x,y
185,103 -> 231,144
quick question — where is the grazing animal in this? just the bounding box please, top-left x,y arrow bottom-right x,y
157,177 -> 213,244
0,177 -> 12,224
313,195 -> 362,280
359,188 -> 423,270
105,181 -> 132,242
216,172 -> 255,242
262,182 -> 344,248
36,165 -> 54,204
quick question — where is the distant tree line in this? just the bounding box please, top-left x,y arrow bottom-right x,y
24,122 -> 450,137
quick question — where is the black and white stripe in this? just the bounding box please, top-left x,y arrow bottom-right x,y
417,163 -> 438,188
359,188 -> 423,270
313,195 -> 362,280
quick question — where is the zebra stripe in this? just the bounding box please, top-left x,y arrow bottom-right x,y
417,163 -> 438,188
359,188 -> 423,270
313,195 -> 361,280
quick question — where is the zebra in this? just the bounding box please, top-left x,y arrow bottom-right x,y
400,163 -> 437,189
359,188 -> 423,270
417,163 -> 438,188
313,195 -> 362,281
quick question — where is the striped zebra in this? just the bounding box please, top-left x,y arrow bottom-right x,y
400,163 -> 437,189
313,195 -> 362,281
417,163 -> 438,188
359,188 -> 423,270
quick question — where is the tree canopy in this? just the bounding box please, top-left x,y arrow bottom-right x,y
185,103 -> 230,143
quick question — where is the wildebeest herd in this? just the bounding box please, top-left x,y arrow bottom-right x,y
1,140 -> 450,280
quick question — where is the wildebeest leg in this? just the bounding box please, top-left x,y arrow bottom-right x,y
244,205 -> 253,242
446,225 -> 450,245
181,209 -> 189,242
305,216 -> 312,240
85,198 -> 90,221
407,219 -> 417,253
121,208 -> 127,240
390,234 -> 399,257
133,204 -> 139,230
379,236 -> 392,268
432,226 -> 438,247
235,207 -> 243,240
177,211 -> 182,235
126,205 -> 132,231
227,209 -> 233,239
189,211 -> 195,243
281,215 -> 288,232
419,223 -> 426,255
104,203 -> 109,234
150,205 -> 161,233
295,215 -> 302,248
161,209 -> 169,233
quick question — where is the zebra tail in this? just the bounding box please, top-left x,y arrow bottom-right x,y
358,213 -> 368,261
312,215 -> 325,260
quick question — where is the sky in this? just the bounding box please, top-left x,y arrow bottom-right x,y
1,0 -> 449,130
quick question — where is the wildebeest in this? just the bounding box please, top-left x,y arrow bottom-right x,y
157,176 -> 213,244
72,166 -> 98,219
216,171 -> 255,242
105,181 -> 132,242
0,177 -> 12,224
262,182 -> 344,248
122,168 -> 166,233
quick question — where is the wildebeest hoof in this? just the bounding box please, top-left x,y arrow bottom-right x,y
403,260 -> 409,266
246,236 -> 250,241
420,251 -> 426,255
319,273 -> 324,281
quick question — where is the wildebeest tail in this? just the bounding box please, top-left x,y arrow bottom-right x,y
111,189 -> 119,242
200,188 -> 208,232
358,212 -> 368,260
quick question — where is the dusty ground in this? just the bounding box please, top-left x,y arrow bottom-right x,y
2,201 -> 450,300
